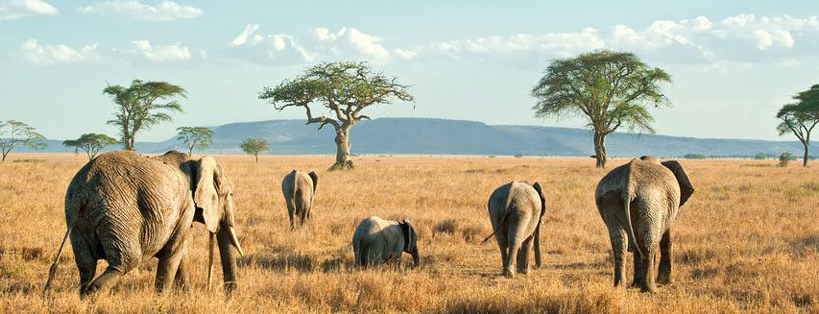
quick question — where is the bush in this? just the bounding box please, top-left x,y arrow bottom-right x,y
683,154 -> 706,159
779,152 -> 793,167
514,154 -> 523,158
754,153 -> 768,160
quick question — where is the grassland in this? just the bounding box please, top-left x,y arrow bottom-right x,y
1,153 -> 818,313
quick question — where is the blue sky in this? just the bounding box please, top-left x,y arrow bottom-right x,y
2,0 -> 819,141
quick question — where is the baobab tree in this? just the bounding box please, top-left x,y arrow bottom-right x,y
259,61 -> 414,170
531,50 -> 672,168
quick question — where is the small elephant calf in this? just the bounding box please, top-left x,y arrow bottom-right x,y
484,181 -> 547,278
352,216 -> 420,269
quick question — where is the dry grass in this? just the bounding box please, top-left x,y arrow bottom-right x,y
1,153 -> 819,313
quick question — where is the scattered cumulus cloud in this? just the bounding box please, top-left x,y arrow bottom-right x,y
76,0 -> 202,21
18,39 -> 99,65
131,40 -> 191,61
0,0 -> 58,20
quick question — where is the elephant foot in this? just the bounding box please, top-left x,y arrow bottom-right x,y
503,269 -> 515,278
657,275 -> 672,285
629,281 -> 640,288
640,284 -> 657,294
518,267 -> 530,275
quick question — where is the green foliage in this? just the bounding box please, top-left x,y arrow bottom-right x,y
514,154 -> 524,158
104,79 -> 186,151
0,120 -> 46,162
683,153 -> 706,159
176,126 -> 214,156
776,84 -> 819,166
239,138 -> 269,163
754,153 -> 768,160
63,133 -> 118,160
531,49 -> 671,168
779,152 -> 794,167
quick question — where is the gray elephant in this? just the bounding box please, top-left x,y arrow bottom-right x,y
483,181 -> 547,278
352,216 -> 419,269
44,150 -> 244,297
595,156 -> 694,293
282,170 -> 318,229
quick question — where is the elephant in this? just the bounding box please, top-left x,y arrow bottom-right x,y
595,156 -> 694,293
281,170 -> 318,229
352,216 -> 419,269
43,150 -> 244,297
483,181 -> 547,278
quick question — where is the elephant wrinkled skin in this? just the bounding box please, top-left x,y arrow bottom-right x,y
44,150 -> 244,297
595,156 -> 694,293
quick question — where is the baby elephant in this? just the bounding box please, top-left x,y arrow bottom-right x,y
282,170 -> 318,229
352,216 -> 419,269
484,181 -> 547,278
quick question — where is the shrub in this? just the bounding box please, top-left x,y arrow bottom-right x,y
683,153 -> 706,159
754,153 -> 768,160
514,154 -> 523,158
779,152 -> 793,167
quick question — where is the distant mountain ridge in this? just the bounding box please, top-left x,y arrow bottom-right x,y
27,117 -> 803,157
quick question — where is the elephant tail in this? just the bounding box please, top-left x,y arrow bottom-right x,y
43,219 -> 76,296
622,190 -> 643,259
481,208 -> 513,244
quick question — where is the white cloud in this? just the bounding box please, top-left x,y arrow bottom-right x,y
720,14 -> 816,50
0,0 -> 58,20
19,39 -> 99,65
231,24 -> 260,46
131,40 -> 191,62
77,0 -> 201,21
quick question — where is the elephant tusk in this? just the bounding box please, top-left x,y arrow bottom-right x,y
207,232 -> 215,290
228,226 -> 244,257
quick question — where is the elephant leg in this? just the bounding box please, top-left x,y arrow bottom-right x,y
174,244 -> 191,291
631,252 -> 644,288
517,236 -> 532,274
657,229 -> 673,284
505,240 -> 520,278
393,254 -> 402,271
285,197 -> 296,230
155,249 -> 184,293
608,226 -> 628,287
495,236 -> 508,275
71,236 -> 97,295
83,266 -> 124,298
639,250 -> 657,293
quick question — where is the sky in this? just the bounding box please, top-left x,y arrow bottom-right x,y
2,0 -> 819,142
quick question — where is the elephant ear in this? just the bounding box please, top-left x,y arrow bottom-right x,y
194,156 -> 223,233
400,220 -> 415,251
661,160 -> 695,207
308,171 -> 318,193
532,182 -> 547,219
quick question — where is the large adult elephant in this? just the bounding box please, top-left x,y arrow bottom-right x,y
281,170 -> 318,229
44,150 -> 244,297
483,181 -> 547,278
595,156 -> 694,293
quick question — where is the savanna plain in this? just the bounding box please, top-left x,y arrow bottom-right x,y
2,154 -> 819,313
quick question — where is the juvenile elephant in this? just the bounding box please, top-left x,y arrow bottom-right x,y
352,216 -> 419,269
44,150 -> 244,297
282,170 -> 318,229
483,181 -> 547,278
595,156 -> 694,293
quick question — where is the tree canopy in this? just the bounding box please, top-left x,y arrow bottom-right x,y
104,79 -> 186,151
177,126 -> 214,156
239,138 -> 269,163
531,49 -> 671,167
63,133 -> 118,160
776,84 -> 819,166
259,61 -> 413,169
0,120 -> 46,162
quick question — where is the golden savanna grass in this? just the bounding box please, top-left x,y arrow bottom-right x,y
2,153 -> 819,313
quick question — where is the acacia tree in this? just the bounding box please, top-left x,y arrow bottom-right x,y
63,133 -> 118,160
259,61 -> 414,170
177,126 -> 214,156
776,84 -> 819,167
240,138 -> 269,163
104,80 -> 186,151
0,120 -> 46,162
531,50 -> 672,168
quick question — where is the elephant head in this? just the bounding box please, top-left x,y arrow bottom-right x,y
399,219 -> 420,268
189,156 -> 243,292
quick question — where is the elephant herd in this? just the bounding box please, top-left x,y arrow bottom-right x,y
43,151 -> 694,298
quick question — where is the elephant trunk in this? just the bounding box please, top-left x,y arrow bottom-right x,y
411,249 -> 420,268
216,227 -> 240,293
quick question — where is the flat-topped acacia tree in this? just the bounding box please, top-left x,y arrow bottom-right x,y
259,61 -> 414,170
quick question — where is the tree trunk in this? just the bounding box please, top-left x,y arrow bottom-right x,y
254,153 -> 259,163
593,131 -> 607,168
332,128 -> 354,170
803,142 -> 810,167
